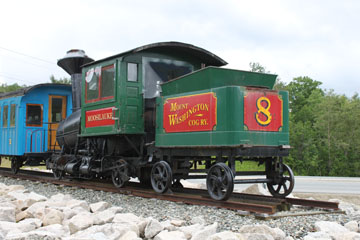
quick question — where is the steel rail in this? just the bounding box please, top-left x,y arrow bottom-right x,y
0,167 -> 339,214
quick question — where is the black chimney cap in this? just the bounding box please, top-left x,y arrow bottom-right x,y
57,49 -> 94,75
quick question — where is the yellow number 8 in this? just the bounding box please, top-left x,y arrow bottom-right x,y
255,97 -> 272,126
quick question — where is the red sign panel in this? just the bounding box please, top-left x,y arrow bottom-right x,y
244,91 -> 283,132
163,93 -> 217,133
85,107 -> 115,128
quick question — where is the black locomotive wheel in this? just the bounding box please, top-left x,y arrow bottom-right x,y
52,169 -> 64,180
111,160 -> 130,188
151,161 -> 172,193
267,163 -> 295,198
11,157 -> 21,174
206,163 -> 234,201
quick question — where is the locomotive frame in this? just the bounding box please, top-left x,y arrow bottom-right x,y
46,42 -> 294,200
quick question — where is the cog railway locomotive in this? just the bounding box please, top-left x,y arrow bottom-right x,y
10,42 -> 295,201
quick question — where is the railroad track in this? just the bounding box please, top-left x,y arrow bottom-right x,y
0,167 -> 341,217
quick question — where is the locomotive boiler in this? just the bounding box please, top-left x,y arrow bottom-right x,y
47,42 -> 294,200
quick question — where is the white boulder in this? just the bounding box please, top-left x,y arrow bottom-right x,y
90,201 -> 110,213
35,224 -> 70,237
5,231 -> 60,240
42,208 -> 64,226
113,213 -> 148,236
66,224 -> 115,239
67,211 -> 94,234
93,208 -> 116,225
111,222 -> 141,238
145,218 -> 164,239
314,221 -> 350,234
24,201 -> 48,219
239,224 -> 285,240
303,231 -> 332,240
62,206 -> 88,221
243,233 -> 274,240
161,220 -> 178,231
15,210 -> 33,222
47,193 -> 73,208
333,232 -> 360,240
345,221 -> 359,232
178,223 -> 204,239
66,199 -> 90,211
0,221 -> 20,236
207,231 -> 244,240
171,219 -> 186,227
120,231 -> 142,240
191,222 -> 218,240
154,230 -> 187,240
0,206 -> 16,222
17,218 -> 42,232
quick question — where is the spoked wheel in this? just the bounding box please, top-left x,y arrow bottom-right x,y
112,160 -> 130,188
52,169 -> 64,180
206,163 -> 234,201
151,161 -> 172,193
11,157 -> 22,174
267,163 -> 295,198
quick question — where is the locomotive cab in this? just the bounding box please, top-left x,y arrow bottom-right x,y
49,42 -> 227,184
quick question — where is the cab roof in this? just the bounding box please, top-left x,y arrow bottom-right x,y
83,41 -> 227,67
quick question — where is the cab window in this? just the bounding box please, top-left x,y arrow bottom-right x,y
101,65 -> 115,98
85,64 -> 115,103
127,63 -> 138,82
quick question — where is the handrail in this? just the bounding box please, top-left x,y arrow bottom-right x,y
26,121 -> 60,153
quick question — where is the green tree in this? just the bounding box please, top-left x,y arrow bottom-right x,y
314,92 -> 360,176
50,75 -> 71,84
249,62 -> 268,73
286,76 -> 323,123
0,83 -> 26,93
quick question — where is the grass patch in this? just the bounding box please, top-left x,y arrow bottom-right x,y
194,160 -> 265,172
236,161 -> 265,171
0,158 -> 47,170
0,158 -> 11,168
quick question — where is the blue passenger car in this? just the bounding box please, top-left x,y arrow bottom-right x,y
0,83 -> 72,172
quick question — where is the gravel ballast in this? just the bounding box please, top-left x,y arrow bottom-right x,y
0,175 -> 359,239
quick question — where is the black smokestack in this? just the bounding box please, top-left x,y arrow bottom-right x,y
57,49 -> 93,111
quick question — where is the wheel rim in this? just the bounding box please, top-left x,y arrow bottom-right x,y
267,163 -> 295,198
112,161 -> 129,188
151,161 -> 172,193
206,163 -> 234,201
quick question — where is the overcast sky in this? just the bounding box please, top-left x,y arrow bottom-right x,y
0,0 -> 359,96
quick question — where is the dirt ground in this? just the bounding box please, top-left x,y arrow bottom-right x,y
294,192 -> 360,207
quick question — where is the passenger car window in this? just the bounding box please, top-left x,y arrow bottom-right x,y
26,104 -> 43,127
10,104 -> 16,127
3,105 -> 8,127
